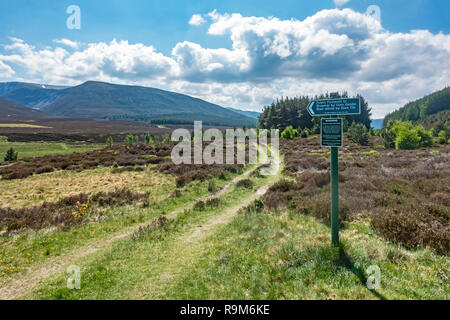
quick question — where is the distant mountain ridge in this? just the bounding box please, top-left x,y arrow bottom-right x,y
0,98 -> 51,121
0,81 -> 257,127
371,119 -> 383,130
384,87 -> 450,128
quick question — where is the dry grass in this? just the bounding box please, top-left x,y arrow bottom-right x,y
0,166 -> 174,209
0,124 -> 51,129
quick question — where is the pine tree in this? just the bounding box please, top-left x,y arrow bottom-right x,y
106,136 -> 114,148
4,147 -> 18,162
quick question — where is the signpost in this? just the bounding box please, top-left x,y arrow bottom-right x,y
307,98 -> 360,116
321,118 -> 343,148
308,97 -> 361,245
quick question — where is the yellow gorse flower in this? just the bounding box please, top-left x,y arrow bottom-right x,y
71,202 -> 88,219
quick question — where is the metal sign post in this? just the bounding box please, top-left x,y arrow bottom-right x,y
321,118 -> 342,245
308,97 -> 361,246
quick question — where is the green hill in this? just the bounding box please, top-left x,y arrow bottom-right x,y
0,81 -> 257,127
0,98 -> 50,121
384,87 -> 450,128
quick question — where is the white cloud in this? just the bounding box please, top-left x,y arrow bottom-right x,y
334,0 -> 350,7
189,14 -> 206,26
0,9 -> 449,117
1,38 -> 178,85
53,38 -> 80,49
0,60 -> 15,79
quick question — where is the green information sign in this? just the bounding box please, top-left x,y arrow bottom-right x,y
307,98 -> 361,116
321,118 -> 343,148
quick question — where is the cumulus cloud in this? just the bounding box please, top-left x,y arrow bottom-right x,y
334,0 -> 350,7
189,14 -> 206,26
0,60 -> 15,79
0,9 -> 449,117
1,38 -> 178,84
53,38 -> 80,49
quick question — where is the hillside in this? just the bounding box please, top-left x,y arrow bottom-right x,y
0,81 -> 257,127
0,98 -> 50,121
384,87 -> 450,128
228,107 -> 261,119
0,82 -> 68,109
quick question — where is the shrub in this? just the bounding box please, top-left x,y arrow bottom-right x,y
145,133 -> 153,144
417,127 -> 433,147
395,126 -> 421,150
300,128 -> 310,138
281,126 -> 299,140
208,180 -> 217,193
176,175 -> 188,188
236,179 -> 254,189
4,147 -> 18,162
371,207 -> 449,255
4,169 -> 33,180
125,134 -> 134,150
35,166 -> 54,174
347,123 -> 370,146
106,136 -> 114,148
162,134 -> 170,143
437,130 -> 448,144
0,136 -> 8,142
381,127 -> 396,149
384,121 -> 433,150
193,200 -> 206,211
362,150 -> 380,157
205,198 -> 220,208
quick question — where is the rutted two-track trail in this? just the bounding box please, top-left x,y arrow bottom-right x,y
131,155 -> 281,299
0,148 -> 281,300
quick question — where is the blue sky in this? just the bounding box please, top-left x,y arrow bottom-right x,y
0,0 -> 449,117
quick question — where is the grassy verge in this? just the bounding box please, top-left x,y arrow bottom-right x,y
26,171 -> 270,299
0,142 -> 104,160
154,209 -> 449,300
0,167 -> 245,289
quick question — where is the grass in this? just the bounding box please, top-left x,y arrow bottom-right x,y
0,166 -> 248,292
150,209 -> 449,300
0,166 -> 172,209
0,139 -> 448,300
25,169 -> 271,299
0,142 -> 103,160
0,124 -> 51,128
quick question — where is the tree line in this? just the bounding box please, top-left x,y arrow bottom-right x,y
383,87 -> 450,128
257,92 -> 372,133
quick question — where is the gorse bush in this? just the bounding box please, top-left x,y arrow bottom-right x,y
437,130 -> 448,144
382,121 -> 433,150
145,133 -> 153,144
125,134 -> 134,150
395,126 -> 421,150
347,122 -> 370,146
300,128 -> 310,138
281,126 -> 299,140
4,147 -> 18,162
106,136 -> 114,148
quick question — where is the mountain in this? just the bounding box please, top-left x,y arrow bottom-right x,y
0,82 -> 68,109
384,87 -> 450,128
0,81 -> 257,127
371,119 -> 383,130
227,107 -> 261,120
0,98 -> 50,121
